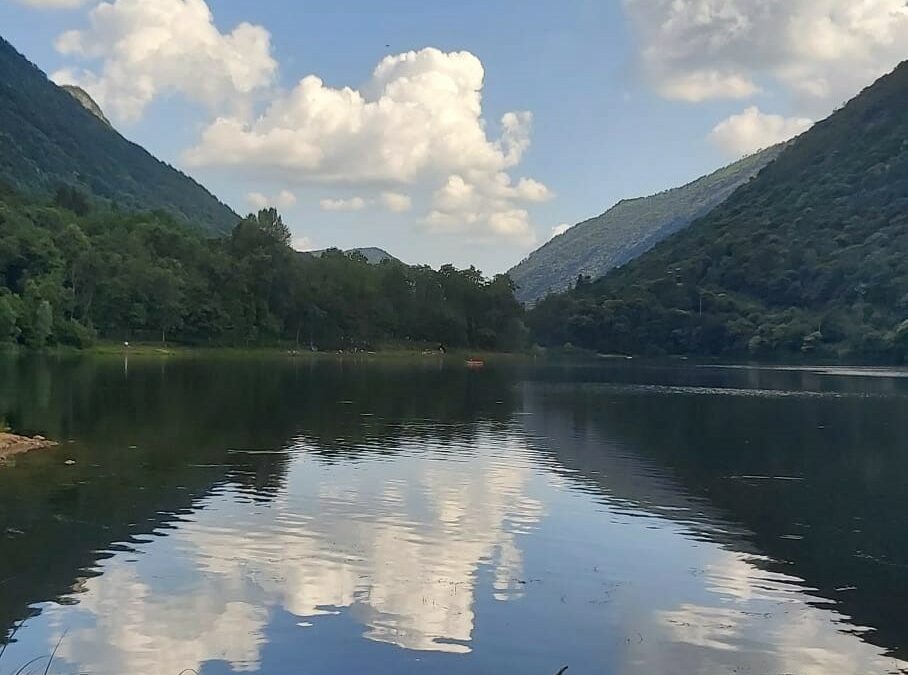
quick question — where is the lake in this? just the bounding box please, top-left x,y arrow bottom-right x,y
1,354 -> 908,675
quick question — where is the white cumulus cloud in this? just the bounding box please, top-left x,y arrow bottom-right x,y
425,172 -> 548,244
50,0 -> 277,122
276,190 -> 297,209
320,197 -> 366,212
623,0 -> 908,110
657,71 -> 760,103
318,192 -> 412,215
291,234 -> 314,252
550,223 -> 571,239
380,192 -> 412,213
185,48 -> 531,184
710,106 -> 813,156
185,47 -> 548,242
246,190 -> 297,211
245,192 -> 269,210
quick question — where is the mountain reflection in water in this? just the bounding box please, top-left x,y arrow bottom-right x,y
1,356 -> 907,675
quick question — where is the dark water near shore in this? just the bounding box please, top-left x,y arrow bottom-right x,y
1,354 -> 908,675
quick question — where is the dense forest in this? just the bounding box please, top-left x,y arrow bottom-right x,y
0,188 -> 525,351
0,36 -> 238,234
509,145 -> 783,304
529,60 -> 908,361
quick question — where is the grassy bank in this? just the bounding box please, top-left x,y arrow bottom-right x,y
77,341 -> 525,361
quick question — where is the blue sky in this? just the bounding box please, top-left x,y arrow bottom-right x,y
1,0 -> 906,273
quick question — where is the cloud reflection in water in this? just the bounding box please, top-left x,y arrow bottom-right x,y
43,427 -> 544,674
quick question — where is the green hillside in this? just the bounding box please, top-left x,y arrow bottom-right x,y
0,36 -> 238,235
529,61 -> 908,361
509,145 -> 783,304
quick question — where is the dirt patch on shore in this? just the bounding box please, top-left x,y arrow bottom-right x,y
0,432 -> 57,460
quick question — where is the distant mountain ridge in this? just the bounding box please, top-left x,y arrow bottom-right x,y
307,247 -> 401,265
509,145 -> 784,304
0,36 -> 238,234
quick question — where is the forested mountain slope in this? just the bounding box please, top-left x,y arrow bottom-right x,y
509,146 -> 783,304
529,61 -> 908,360
0,36 -> 237,235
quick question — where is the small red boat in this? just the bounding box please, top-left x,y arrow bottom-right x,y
465,359 -> 485,369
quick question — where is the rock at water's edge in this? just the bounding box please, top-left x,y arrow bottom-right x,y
0,432 -> 58,460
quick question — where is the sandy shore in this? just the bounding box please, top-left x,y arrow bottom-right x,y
0,432 -> 57,460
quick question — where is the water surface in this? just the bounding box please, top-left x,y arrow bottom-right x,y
1,355 -> 907,674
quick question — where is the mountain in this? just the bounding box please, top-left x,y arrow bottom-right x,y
307,247 -> 401,265
350,247 -> 400,265
0,36 -> 238,235
509,145 -> 783,304
62,85 -> 111,127
529,61 -> 908,360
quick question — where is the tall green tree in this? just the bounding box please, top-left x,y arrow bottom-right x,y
24,299 -> 53,348
0,294 -> 18,343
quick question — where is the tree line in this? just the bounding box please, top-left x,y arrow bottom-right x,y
0,187 -> 526,351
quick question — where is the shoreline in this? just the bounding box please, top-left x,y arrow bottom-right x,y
70,343 -> 527,361
0,433 -> 58,461
2,343 -> 906,369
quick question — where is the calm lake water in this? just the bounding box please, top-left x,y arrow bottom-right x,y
2,354 -> 908,675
